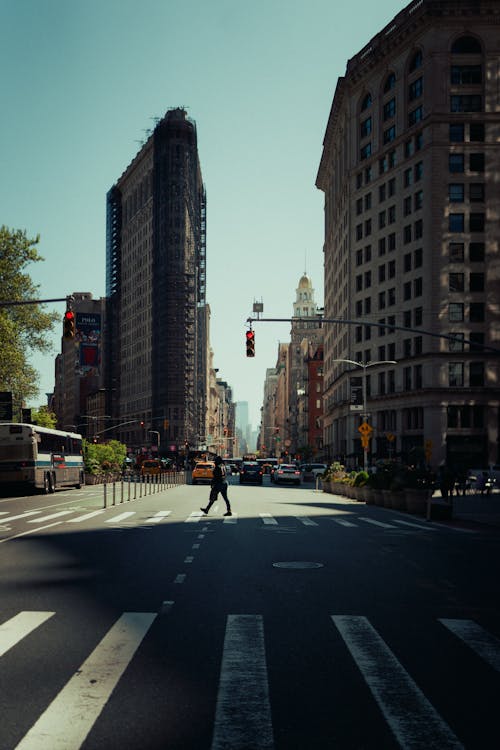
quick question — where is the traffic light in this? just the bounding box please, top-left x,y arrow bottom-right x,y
246,329 -> 255,357
63,309 -> 75,339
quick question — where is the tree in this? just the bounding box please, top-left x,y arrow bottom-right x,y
83,439 -> 127,475
30,406 -> 58,428
0,226 -> 59,405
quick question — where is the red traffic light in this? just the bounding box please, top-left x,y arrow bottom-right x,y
63,309 -> 76,339
246,330 -> 255,357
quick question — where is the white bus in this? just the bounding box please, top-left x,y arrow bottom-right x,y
0,423 -> 85,493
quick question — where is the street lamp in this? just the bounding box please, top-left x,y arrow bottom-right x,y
333,359 -> 397,471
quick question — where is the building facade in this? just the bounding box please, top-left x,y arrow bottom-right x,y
106,108 -> 208,456
316,0 -> 500,469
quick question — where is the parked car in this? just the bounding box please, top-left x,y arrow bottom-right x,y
192,461 -> 215,485
301,463 -> 327,482
274,464 -> 301,485
239,461 -> 263,485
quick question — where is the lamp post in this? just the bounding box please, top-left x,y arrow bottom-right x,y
333,359 -> 397,471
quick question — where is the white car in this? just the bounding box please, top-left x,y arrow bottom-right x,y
274,464 -> 301,485
301,464 -> 327,482
466,469 -> 495,494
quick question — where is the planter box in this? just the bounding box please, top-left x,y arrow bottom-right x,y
405,489 -> 431,515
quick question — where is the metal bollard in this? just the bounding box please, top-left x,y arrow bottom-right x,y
121,479 -> 124,504
112,481 -> 116,506
134,474 -> 137,500
127,477 -> 131,502
139,475 -> 143,498
103,479 -> 107,508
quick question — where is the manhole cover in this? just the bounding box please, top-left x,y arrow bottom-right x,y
272,561 -> 324,569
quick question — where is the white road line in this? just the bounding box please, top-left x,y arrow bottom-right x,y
104,512 -> 136,524
331,518 -> 357,527
359,517 -> 397,529
197,534 -> 205,539
260,513 -> 278,525
393,519 -> 436,531
185,511 -> 203,523
66,511 -> 105,523
211,615 -> 274,750
296,516 -> 318,526
1,511 -> 43,523
192,543 -> 201,549
184,556 -> 194,563
223,513 -> 237,524
27,511 -> 75,524
439,619 -> 500,673
174,574 -> 186,584
0,611 -> 55,658
332,616 -> 463,749
15,612 -> 156,750
143,510 -> 172,524
0,521 -> 64,544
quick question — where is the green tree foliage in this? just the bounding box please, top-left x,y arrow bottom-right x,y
0,226 -> 59,403
30,406 -> 58,428
83,439 -> 127,475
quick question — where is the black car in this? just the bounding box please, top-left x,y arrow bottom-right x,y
239,461 -> 263,485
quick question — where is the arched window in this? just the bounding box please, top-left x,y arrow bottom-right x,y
383,73 -> 396,93
451,35 -> 482,54
361,93 -> 372,112
409,50 -> 423,73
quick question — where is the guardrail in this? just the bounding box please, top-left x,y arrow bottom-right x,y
102,471 -> 186,508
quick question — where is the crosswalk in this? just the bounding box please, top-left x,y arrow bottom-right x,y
0,507 -> 465,538
1,609 -> 498,749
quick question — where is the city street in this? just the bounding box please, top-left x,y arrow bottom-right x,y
1,478 -> 499,749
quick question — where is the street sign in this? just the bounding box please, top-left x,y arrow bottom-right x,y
358,422 -> 373,436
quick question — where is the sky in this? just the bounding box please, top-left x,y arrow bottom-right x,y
1,0 -> 405,428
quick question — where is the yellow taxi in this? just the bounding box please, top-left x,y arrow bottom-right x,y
140,459 -> 162,476
192,461 -> 215,485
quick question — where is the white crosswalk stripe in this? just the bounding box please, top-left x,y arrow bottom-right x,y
1,611 -> 498,748
260,513 -> 278,525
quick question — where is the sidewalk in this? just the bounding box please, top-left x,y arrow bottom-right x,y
448,491 -> 500,527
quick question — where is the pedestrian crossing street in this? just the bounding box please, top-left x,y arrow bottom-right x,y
1,609 -> 498,749
0,507 -> 464,536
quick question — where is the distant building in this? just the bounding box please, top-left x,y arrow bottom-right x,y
316,0 -> 500,468
53,292 -> 106,436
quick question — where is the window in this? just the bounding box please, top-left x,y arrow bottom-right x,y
404,225 -> 412,244
470,302 -> 484,322
414,162 -> 423,180
449,363 -> 464,387
384,73 -> 396,93
378,372 -> 386,395
365,324 -> 371,340
378,264 -> 386,283
470,272 -> 484,292
388,178 -> 396,196
361,93 -> 372,111
356,172 -> 363,189
384,125 -> 396,144
365,219 -> 372,236
364,193 -> 372,210
379,184 -> 386,203
470,213 -> 485,232
404,310 -> 412,327
360,143 -> 372,160
469,123 -> 484,142
388,205 -> 396,224
379,211 -> 386,229
356,224 -> 363,240
449,213 -> 464,232
409,50 -> 423,72
451,36 -> 482,54
414,337 -> 423,355
408,106 -> 423,126
414,307 -> 423,326
414,277 -> 423,297
356,274 -> 363,291
379,155 -> 388,174
364,245 -> 372,262
355,326 -> 363,343
356,249 -> 363,266
356,300 -> 363,316
451,95 -> 482,113
404,281 -> 412,300
383,98 -> 396,120
378,237 -> 386,256
414,190 -> 423,210
449,332 -> 464,352
378,291 -> 386,310
449,154 -> 464,173
409,77 -> 423,101
361,117 -> 372,138
365,166 -> 372,183
388,260 -> 396,278
404,168 -> 413,187
414,247 -> 423,267
404,367 -> 412,390
414,219 -> 423,239
449,184 -> 464,202
364,271 -> 372,289
449,273 -> 464,292
469,183 -> 484,202
449,123 -> 464,142
404,196 -> 412,216
469,362 -> 484,387
356,198 -> 363,215
388,288 -> 396,306
469,153 -> 484,172
451,65 -> 482,85
470,332 -> 484,351
469,242 -> 485,262
405,139 -> 414,158
404,253 -> 412,272
449,242 -> 464,262
449,303 -> 464,321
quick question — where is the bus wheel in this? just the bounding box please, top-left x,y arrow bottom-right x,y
75,471 -> 84,489
42,473 -> 50,494
49,473 -> 56,493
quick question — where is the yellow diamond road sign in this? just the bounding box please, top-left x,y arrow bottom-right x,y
358,422 -> 373,436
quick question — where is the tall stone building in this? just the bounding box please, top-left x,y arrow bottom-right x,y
316,0 -> 500,469
106,108 -> 207,455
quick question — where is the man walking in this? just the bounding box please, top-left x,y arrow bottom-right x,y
201,456 -> 232,516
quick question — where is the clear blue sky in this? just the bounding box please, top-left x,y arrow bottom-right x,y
1,0 -> 405,427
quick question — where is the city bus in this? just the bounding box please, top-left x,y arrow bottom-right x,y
0,423 -> 85,493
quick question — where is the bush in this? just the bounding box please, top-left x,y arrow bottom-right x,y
353,470 -> 369,487
84,439 -> 127,475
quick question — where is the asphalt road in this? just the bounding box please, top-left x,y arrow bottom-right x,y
1,476 -> 499,749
